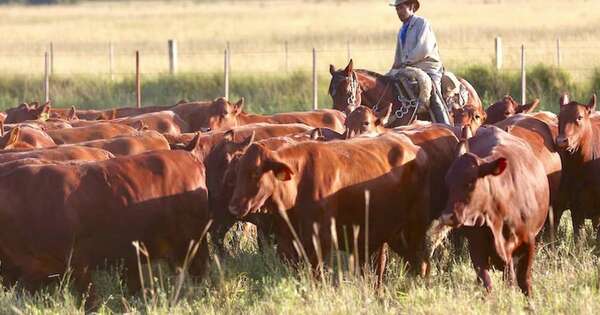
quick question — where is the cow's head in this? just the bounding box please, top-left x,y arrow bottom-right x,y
485,96 -> 539,124
4,101 -> 51,124
343,104 -> 391,139
556,94 -> 596,153
228,143 -> 294,218
441,143 -> 508,227
329,60 -> 362,113
199,97 -> 245,132
451,105 -> 485,135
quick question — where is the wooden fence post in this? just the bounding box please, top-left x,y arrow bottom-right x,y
347,40 -> 351,61
224,48 -> 230,99
136,50 -> 141,108
168,39 -> 178,74
109,41 -> 114,81
556,38 -> 561,67
312,48 -> 318,110
495,36 -> 502,70
44,51 -> 50,103
521,44 -> 526,105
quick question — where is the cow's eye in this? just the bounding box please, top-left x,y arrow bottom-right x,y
466,182 -> 474,190
362,121 -> 369,126
504,111 -> 511,116
577,115 -> 583,121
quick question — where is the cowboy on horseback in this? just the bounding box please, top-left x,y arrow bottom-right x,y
387,0 -> 451,125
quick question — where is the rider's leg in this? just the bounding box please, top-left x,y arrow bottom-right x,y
428,72 -> 452,126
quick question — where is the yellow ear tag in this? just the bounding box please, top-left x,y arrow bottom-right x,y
276,171 -> 289,181
39,112 -> 49,122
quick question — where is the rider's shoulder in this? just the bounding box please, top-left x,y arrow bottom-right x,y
410,15 -> 429,27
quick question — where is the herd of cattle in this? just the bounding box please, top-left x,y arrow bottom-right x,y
0,86 -> 597,307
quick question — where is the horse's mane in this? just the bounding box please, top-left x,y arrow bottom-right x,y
355,69 -> 386,80
328,68 -> 387,96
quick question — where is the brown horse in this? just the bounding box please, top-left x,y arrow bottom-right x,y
328,59 -> 484,127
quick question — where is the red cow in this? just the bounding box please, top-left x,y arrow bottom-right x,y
436,126 -> 549,296
485,96 -> 540,125
555,94 -> 600,240
47,123 -> 138,144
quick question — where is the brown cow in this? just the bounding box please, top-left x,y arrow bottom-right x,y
0,125 -> 56,150
451,104 -> 486,135
0,148 -> 210,308
435,125 -> 549,296
3,102 -> 51,123
0,145 -> 114,163
172,97 -> 346,133
112,111 -> 190,136
69,130 -> 170,156
485,96 -> 540,125
46,123 -> 138,144
555,94 -> 600,240
228,132 -> 431,284
206,129 -> 318,254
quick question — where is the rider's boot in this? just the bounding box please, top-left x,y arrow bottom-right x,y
429,87 -> 452,126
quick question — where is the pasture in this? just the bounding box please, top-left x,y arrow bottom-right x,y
0,1 -> 599,314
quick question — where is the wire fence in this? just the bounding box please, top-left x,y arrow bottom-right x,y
2,38 -> 599,79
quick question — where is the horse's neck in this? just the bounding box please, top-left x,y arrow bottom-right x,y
356,72 -> 392,106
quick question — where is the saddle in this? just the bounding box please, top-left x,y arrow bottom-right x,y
385,68 -> 469,124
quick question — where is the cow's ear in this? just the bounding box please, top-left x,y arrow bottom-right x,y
0,121 -> 4,137
265,158 -> 294,181
375,103 -> 393,127
559,93 -> 570,107
232,98 -> 244,115
343,59 -> 353,76
185,132 -> 204,154
4,127 -> 20,148
175,99 -> 188,105
310,128 -> 324,140
37,101 -> 51,121
329,64 -> 336,76
516,98 -> 540,114
223,129 -> 234,142
478,157 -> 507,177
225,131 -> 255,155
587,94 -> 596,114
67,106 -> 78,120
456,139 -> 469,156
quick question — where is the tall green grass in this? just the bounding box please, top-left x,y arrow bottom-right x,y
0,64 -> 596,114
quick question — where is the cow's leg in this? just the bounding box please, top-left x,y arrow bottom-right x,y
73,266 -> 99,311
502,257 -> 516,287
374,242 -> 388,289
571,208 -> 586,242
516,242 -> 535,296
210,217 -> 236,256
188,238 -> 210,278
467,231 -> 493,292
593,215 -> 600,242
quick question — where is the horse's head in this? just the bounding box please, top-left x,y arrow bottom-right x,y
329,59 -> 362,113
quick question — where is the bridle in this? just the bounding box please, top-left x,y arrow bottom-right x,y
330,71 -> 362,109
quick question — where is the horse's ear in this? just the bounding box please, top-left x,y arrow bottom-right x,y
344,59 -> 353,75
67,106 -> 78,120
329,64 -> 336,76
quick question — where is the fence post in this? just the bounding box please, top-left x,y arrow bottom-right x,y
495,36 -> 502,70
136,50 -> 141,108
49,42 -> 54,76
521,44 -> 526,105
44,51 -> 50,103
224,48 -> 230,99
284,41 -> 289,72
109,41 -> 114,81
312,48 -> 318,110
556,38 -> 561,67
168,39 -> 178,74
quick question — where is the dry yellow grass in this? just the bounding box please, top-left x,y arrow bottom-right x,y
1,0 -> 599,79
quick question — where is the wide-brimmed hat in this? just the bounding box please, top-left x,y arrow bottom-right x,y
389,0 -> 420,12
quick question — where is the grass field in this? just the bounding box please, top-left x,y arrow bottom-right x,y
1,0 -> 600,79
0,216 -> 598,314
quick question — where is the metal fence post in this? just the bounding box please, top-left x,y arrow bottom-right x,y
312,48 -> 318,110
224,48 -> 230,99
109,41 -> 114,81
495,36 -> 502,70
521,44 -> 526,105
49,42 -> 54,76
136,51 -> 141,108
44,51 -> 50,103
168,39 -> 178,74
556,38 -> 561,67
